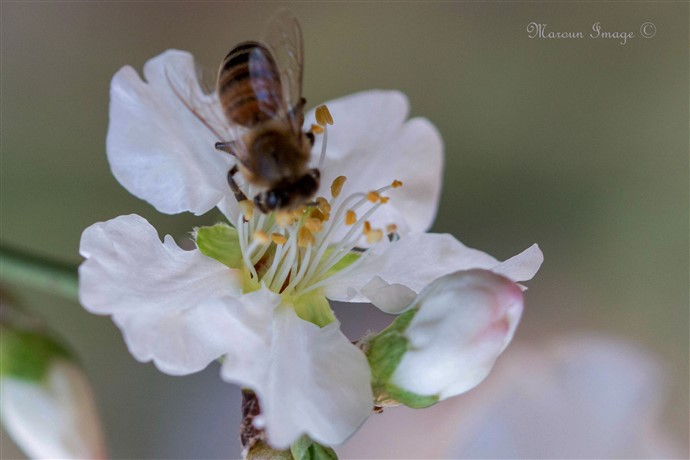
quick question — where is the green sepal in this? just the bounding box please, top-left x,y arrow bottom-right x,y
195,223 -> 243,269
366,307 -> 417,384
288,292 -> 336,328
0,327 -> 72,381
385,384 -> 439,409
290,435 -> 338,460
365,307 -> 440,408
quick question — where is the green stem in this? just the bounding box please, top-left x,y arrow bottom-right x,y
0,245 -> 79,301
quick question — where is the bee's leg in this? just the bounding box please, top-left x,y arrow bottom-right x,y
215,141 -> 238,156
227,165 -> 248,203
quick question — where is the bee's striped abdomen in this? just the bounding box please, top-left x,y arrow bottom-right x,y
217,41 -> 283,128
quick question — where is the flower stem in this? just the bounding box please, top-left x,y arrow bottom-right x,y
0,245 -> 79,301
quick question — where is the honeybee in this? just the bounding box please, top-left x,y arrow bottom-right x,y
170,9 -> 319,213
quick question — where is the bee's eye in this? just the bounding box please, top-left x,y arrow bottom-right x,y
266,191 -> 280,209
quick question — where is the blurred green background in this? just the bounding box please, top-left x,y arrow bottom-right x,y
2,2 -> 687,458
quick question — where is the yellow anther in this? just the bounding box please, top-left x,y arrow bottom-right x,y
386,223 -> 398,234
315,105 -> 334,126
271,233 -> 287,245
304,217 -> 323,233
316,196 -> 331,213
366,229 -> 383,244
380,196 -> 390,204
363,221 -> 372,234
391,179 -> 403,188
239,200 -> 255,220
345,210 -> 357,225
367,191 -> 380,203
289,208 -> 305,222
310,207 -> 329,222
331,176 -> 347,199
253,230 -> 269,244
310,124 -> 324,134
298,227 -> 315,248
276,211 -> 293,228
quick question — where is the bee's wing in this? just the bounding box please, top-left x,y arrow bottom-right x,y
165,60 -> 227,141
261,8 -> 305,134
165,59 -> 250,160
247,45 -> 291,123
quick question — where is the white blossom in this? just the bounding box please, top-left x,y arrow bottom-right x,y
79,49 -> 543,448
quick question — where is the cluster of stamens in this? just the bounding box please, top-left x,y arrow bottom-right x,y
231,105 -> 403,297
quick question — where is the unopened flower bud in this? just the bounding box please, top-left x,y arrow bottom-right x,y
366,269 -> 523,408
0,324 -> 107,459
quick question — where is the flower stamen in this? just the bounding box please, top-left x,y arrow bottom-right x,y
298,227 -> 316,248
331,176 -> 347,199
315,105 -> 334,126
367,191 -> 380,203
239,200 -> 255,221
253,230 -> 269,244
271,233 -> 287,245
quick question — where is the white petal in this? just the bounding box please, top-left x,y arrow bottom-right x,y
325,232 -> 542,313
221,306 -> 372,449
491,243 -> 544,283
307,91 -> 443,233
107,50 -> 235,216
212,288 -> 283,390
1,361 -> 107,460
79,214 -> 243,374
392,270 -> 523,399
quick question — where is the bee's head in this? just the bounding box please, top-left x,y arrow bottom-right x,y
254,169 -> 320,213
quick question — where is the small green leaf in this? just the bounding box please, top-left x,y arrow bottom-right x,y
290,435 -> 338,460
289,292 -> 336,328
386,384 -> 439,409
196,223 -> 243,269
0,327 -> 72,381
